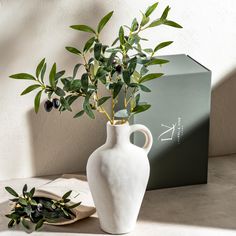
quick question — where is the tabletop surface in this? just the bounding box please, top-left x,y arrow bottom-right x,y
1,156 -> 236,236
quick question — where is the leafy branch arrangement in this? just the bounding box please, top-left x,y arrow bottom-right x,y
5,185 -> 80,231
10,2 -> 182,124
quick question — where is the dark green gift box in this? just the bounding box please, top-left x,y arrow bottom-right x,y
131,54 -> 211,190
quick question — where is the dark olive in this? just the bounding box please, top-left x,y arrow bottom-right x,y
52,98 -> 60,109
44,100 -> 53,112
115,65 -> 122,74
37,203 -> 43,212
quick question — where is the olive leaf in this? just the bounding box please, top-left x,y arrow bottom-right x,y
62,190 -> 72,200
139,84 -> 151,92
55,87 -> 66,96
154,41 -> 173,52
140,66 -> 149,76
135,93 -> 140,104
132,104 -> 151,114
21,84 -> 41,95
21,217 -> 30,230
145,59 -> 169,66
160,6 -> 171,20
60,97 -> 72,112
139,73 -> 163,83
19,197 -> 27,206
97,96 -> 110,106
94,43 -> 102,60
119,26 -> 125,45
163,20 -> 183,28
22,184 -> 27,195
68,202 -> 81,209
49,63 -> 56,89
84,103 -> 95,119
34,90 -> 43,113
36,58 -> 45,78
73,64 -> 82,78
148,19 -> 163,28
81,73 -> 89,91
8,219 -> 14,228
35,219 -> 45,231
55,70 -> 66,80
113,81 -> 123,98
112,37 -> 119,46
29,187 -> 35,197
83,37 -> 95,52
143,48 -> 153,54
5,187 -> 18,197
128,57 -> 137,74
140,13 -> 150,27
122,70 -> 131,85
70,24 -> 96,34
40,63 -> 47,83
65,46 -> 81,55
74,110 -> 85,118
10,73 -> 35,80
145,2 -> 158,17
131,18 -> 139,32
97,11 -> 113,33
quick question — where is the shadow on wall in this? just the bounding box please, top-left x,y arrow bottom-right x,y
209,69 -> 236,156
27,98 -> 107,177
21,2 -> 110,177
0,1 -> 108,75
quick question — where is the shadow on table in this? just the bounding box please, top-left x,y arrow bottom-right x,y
139,161 -> 236,230
137,123 -> 236,230
137,68 -> 236,230
0,200 -> 104,234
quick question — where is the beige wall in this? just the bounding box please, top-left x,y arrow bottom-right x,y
0,0 -> 236,180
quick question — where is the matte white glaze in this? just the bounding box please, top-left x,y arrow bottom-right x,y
87,122 -> 153,234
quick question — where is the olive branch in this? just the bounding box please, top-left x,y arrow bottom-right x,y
5,185 -> 80,231
10,2 -> 182,124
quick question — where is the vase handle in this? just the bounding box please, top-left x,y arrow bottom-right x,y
130,124 -> 153,154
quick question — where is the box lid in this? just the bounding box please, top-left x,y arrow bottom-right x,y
147,54 -> 210,76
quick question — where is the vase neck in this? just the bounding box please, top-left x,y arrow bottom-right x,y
105,122 -> 130,146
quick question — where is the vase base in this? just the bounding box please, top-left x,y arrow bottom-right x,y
100,225 -> 135,235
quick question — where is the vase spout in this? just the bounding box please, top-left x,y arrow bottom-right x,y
105,121 -> 130,147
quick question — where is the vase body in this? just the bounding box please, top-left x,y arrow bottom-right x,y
87,122 -> 153,234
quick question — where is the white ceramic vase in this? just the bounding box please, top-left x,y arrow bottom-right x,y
87,121 -> 153,234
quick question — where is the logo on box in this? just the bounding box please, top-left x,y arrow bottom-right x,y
158,117 -> 184,144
